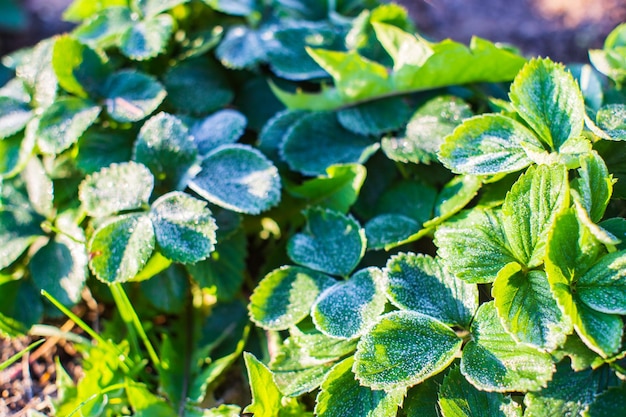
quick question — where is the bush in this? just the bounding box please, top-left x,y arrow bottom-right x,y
1,0 -> 625,415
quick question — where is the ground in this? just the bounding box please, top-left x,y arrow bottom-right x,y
1,0 -> 626,415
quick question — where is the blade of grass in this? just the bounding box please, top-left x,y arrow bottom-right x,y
0,339 -> 44,371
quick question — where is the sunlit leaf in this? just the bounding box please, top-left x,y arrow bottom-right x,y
104,70 -> 166,123
191,109 -> 247,156
119,14 -> 174,61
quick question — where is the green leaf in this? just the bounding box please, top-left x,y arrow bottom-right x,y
435,208 -> 516,283
103,70 -> 167,123
186,228 -> 246,301
0,97 -> 32,139
88,213 -> 156,284
163,57 -> 233,116
125,380 -> 177,417
373,178 -> 438,224
202,0 -> 259,16
572,151 -> 612,223
281,111 -> 378,176
189,144 -> 281,214
79,161 -> 154,217
382,95 -> 472,164
364,214 -> 421,250
355,310 -> 461,391
36,97 -> 100,155
386,253 -> 478,328
545,210 -> 623,357
119,14 -> 174,61
16,39 -> 58,109
0,209 -> 44,270
215,25 -> 268,70
243,352 -> 283,416
72,7 -> 133,49
594,104 -> 626,141
493,263 -> 572,351
403,375 -> 442,417
266,22 -> 345,80
424,175 -> 482,228
501,164 -> 569,267
258,109 -> 307,166
509,58 -> 585,151
577,250 -> 626,314
439,114 -> 540,175
136,0 -> 190,18
287,164 -> 367,213
586,383 -> 626,417
287,207 -> 366,277
599,217 -> 626,251
249,266 -> 335,330
0,130 -> 35,179
22,157 -> 54,217
461,302 -> 554,392
30,216 -> 87,307
312,267 -> 387,339
140,264 -> 188,313
191,109 -> 247,156
63,0 -> 128,22
523,362 -> 598,417
52,35 -> 111,98
337,96 -> 411,136
438,366 -> 522,417
0,279 -> 43,336
150,191 -> 217,264
133,112 -> 197,189
315,357 -> 404,417
76,127 -> 134,174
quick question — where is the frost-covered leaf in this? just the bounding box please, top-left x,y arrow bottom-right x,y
257,109 -> 307,165
22,157 -> 54,217
493,263 -> 571,351
79,161 -> 154,217
189,144 -> 281,214
586,383 -> 626,416
88,213 -> 155,284
243,352 -> 283,416
312,267 -> 387,339
287,164 -> 367,214
281,111 -> 378,176
215,25 -> 268,69
164,57 -> 233,115
386,253 -> 478,328
501,164 -> 569,268
0,209 -> 44,270
373,179 -> 438,225
191,109 -> 247,156
461,302 -> 554,392
594,104 -> 626,141
15,39 -> 58,109
545,209 -> 622,357
72,7 -> 133,48
435,208 -> 516,283
382,95 -> 472,164
36,97 -> 100,155
572,151 -> 612,223
439,114 -> 540,175
0,97 -> 32,139
509,58 -> 585,151
52,35 -> 111,98
0,131 -> 35,179
103,70 -> 166,123
287,207 -> 366,277
133,112 -> 197,189
249,266 -> 334,330
523,362 -> 598,417
337,96 -> 411,136
30,216 -> 87,308
315,357 -> 405,417
354,310 -> 461,391
577,250 -> 626,315
150,192 -> 217,264
438,366 -> 522,417
119,14 -> 174,61
266,22 -> 345,80
364,214 -> 421,250
424,175 -> 482,228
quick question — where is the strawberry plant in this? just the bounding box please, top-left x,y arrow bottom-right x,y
1,0 -> 626,415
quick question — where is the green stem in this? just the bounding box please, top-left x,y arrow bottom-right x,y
110,283 -> 161,368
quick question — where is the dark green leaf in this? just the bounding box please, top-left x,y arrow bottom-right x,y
88,213 -> 156,284
355,310 -> 461,391
281,111 -> 378,176
133,112 -> 197,189
287,207 -> 366,277
257,109 -> 307,166
79,161 -> 154,217
461,302 -> 554,392
0,131 -> 35,179
36,97 -> 100,155
104,70 -> 167,123
577,250 -> 626,314
52,35 -> 111,98
424,175 -> 482,228
439,114 -> 540,175
249,266 -> 335,330
191,109 -> 247,156
0,97 -> 32,139
382,95 -> 472,164
337,96 -> 411,136
572,151 -> 612,223
189,144 -> 281,214
119,14 -> 174,61
509,58 -> 585,151
76,127 -> 134,174
386,253 -> 478,328
140,264 -> 189,313
493,263 -> 571,351
312,267 -> 387,339
373,179 -> 437,224
586,383 -> 626,417
164,57 -> 233,116
0,279 -> 43,336
315,357 -> 404,417
215,25 -> 268,69
438,366 -> 522,417
150,191 -> 217,264
364,214 -> 421,250
403,375 -> 442,417
0,208 -> 44,270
